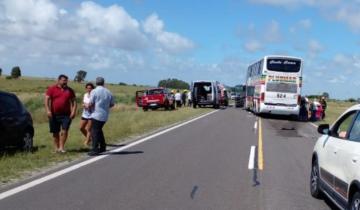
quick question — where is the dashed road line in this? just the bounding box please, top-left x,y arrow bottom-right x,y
248,146 -> 256,170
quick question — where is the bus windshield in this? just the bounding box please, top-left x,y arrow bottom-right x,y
266,58 -> 301,73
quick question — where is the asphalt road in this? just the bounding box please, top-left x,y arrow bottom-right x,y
0,107 -> 337,210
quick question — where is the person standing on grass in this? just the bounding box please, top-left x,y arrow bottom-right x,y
181,91 -> 187,107
175,90 -> 182,108
87,77 -> 114,156
45,74 -> 77,153
187,90 -> 192,107
80,82 -> 94,146
320,96 -> 327,119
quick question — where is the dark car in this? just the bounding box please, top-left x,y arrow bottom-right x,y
0,91 -> 34,151
234,93 -> 245,108
234,85 -> 246,108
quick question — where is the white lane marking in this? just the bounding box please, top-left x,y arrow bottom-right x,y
0,110 -> 219,201
310,122 -> 317,128
254,121 -> 258,130
248,146 -> 256,170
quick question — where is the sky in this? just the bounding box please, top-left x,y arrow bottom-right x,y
0,0 -> 359,99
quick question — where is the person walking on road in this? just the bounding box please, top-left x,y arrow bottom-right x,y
87,77 -> 114,156
45,74 -> 77,153
80,83 -> 94,146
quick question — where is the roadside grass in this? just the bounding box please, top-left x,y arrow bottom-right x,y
315,100 -> 357,125
0,77 -> 210,184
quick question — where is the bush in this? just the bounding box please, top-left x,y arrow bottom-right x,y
11,66 -> 21,79
74,70 -> 87,82
5,76 -> 12,80
24,98 -> 45,112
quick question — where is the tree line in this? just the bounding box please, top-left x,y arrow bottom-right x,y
158,78 -> 189,90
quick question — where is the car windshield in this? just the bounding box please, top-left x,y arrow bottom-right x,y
147,89 -> 165,95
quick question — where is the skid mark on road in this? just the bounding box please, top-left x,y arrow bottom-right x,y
190,186 -> 199,199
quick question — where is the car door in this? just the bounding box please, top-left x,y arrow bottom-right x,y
337,112 -> 360,200
321,110 -> 358,199
0,94 -> 22,145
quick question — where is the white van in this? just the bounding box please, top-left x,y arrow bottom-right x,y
191,80 -> 220,109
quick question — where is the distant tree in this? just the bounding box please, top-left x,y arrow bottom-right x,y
0,68 -> 2,77
158,78 -> 189,90
119,82 -> 127,86
348,98 -> 356,103
11,66 -> 21,79
74,70 -> 87,82
132,84 -> 137,87
322,92 -> 329,99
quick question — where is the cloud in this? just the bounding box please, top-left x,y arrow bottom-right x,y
336,5 -> 360,33
143,13 -> 195,54
240,20 -> 282,52
290,18 -> 312,34
0,0 -> 196,81
76,1 -> 147,50
264,20 -> 281,42
307,40 -> 324,57
299,19 -> 312,29
244,40 -> 263,52
248,0 -> 316,8
248,0 -> 340,8
328,75 -> 346,84
334,53 -> 351,65
0,0 -> 59,36
249,0 -> 360,33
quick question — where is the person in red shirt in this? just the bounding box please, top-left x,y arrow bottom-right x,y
44,74 -> 77,153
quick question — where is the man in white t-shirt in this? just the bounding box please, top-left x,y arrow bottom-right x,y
175,90 -> 182,108
187,91 -> 192,107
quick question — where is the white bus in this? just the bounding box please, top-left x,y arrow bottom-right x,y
245,55 -> 303,117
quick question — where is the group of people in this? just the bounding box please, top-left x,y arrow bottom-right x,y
299,96 -> 327,122
44,74 -> 114,156
174,90 -> 192,107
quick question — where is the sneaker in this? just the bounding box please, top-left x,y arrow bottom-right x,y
58,149 -> 66,153
87,151 -> 99,156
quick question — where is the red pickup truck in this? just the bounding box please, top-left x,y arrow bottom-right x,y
136,88 -> 175,111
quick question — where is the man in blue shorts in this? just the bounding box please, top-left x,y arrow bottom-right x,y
45,74 -> 77,153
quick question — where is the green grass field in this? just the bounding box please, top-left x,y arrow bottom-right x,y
0,77 -> 210,184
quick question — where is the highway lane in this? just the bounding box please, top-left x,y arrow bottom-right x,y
258,115 -> 337,209
0,107 -> 334,209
